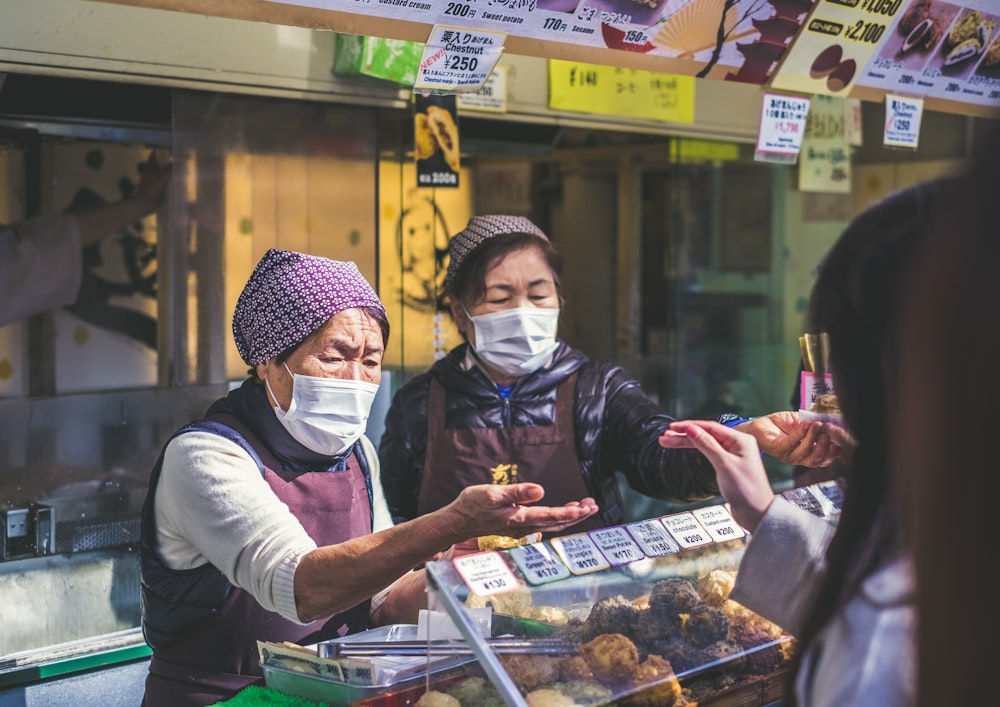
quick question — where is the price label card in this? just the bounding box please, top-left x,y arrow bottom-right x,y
661,512 -> 712,549
550,533 -> 611,575
456,66 -> 507,113
781,486 -> 827,517
626,519 -> 680,558
883,94 -> 923,149
691,505 -> 746,543
588,526 -> 644,567
415,25 -> 506,92
509,542 -> 571,585
812,480 -> 845,515
756,93 -> 811,161
454,551 -> 521,597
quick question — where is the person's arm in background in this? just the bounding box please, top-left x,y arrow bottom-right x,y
0,152 -> 170,327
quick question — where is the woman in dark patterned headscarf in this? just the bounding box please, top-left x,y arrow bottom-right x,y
138,248 -> 598,707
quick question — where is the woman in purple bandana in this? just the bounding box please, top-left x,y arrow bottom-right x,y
138,249 -> 598,707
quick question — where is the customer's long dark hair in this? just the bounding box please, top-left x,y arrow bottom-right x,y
784,181 -> 946,702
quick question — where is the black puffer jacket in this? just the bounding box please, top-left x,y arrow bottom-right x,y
379,342 -> 722,526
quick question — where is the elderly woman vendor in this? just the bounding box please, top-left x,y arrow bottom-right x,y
138,249 -> 597,707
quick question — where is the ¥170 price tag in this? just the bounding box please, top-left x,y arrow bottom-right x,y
691,505 -> 745,543
509,542 -> 571,585
661,512 -> 712,549
415,25 -> 506,92
454,551 -> 521,597
588,526 -> 644,567
550,533 -> 611,575
625,519 -> 680,557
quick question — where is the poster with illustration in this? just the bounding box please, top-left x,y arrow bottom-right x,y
414,94 -> 461,189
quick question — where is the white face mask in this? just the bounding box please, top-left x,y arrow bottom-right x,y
465,306 -> 560,378
267,364 -> 379,456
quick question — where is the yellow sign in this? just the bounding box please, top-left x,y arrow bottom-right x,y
548,60 -> 695,125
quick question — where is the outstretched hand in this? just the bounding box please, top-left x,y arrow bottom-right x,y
446,483 -> 599,542
660,420 -> 774,532
738,412 -> 850,467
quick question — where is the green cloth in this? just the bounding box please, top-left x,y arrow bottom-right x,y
214,685 -> 327,707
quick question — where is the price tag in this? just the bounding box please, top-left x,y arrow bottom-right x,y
661,512 -> 712,549
883,94 -> 923,149
755,93 -> 811,164
588,526 -> 644,567
811,480 -> 844,515
626,519 -> 680,558
509,542 -> 571,585
415,25 -> 506,92
781,486 -> 827,517
691,505 -> 746,543
457,66 -> 507,113
550,533 -> 611,575
453,551 -> 521,597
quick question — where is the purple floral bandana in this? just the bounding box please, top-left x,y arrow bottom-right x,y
233,249 -> 385,366
445,215 -> 548,289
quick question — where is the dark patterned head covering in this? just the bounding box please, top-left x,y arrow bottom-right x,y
233,249 -> 385,366
445,215 -> 548,289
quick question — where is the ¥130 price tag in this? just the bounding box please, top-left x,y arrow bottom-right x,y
415,25 -> 507,92
588,526 -> 644,567
550,533 -> 611,575
661,512 -> 712,549
509,542 -> 571,585
691,505 -> 745,543
625,519 -> 680,558
454,551 -> 521,597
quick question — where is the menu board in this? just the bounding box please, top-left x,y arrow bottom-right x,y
271,0 -> 812,84
855,0 -> 1000,107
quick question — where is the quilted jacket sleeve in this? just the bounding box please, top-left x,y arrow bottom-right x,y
378,374 -> 430,524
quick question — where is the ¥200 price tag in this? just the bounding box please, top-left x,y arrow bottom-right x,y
550,533 -> 611,575
625,519 -> 680,558
454,551 -> 521,597
415,25 -> 507,92
691,505 -> 745,543
661,512 -> 712,549
588,526 -> 644,567
509,542 -> 571,585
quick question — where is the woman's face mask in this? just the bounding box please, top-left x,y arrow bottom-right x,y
267,364 -> 379,456
465,306 -> 560,378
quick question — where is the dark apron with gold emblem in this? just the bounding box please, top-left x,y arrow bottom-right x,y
418,372 -> 602,534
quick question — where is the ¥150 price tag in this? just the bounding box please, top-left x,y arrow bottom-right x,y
454,551 -> 521,597
509,542 -> 571,585
691,505 -> 745,543
550,533 -> 611,575
588,526 -> 644,567
415,25 -> 507,92
625,519 -> 680,558
661,512 -> 712,549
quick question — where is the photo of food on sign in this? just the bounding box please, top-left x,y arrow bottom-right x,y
873,0 -> 961,72
538,0 -> 582,13
414,93 -> 460,188
924,6 -> 999,79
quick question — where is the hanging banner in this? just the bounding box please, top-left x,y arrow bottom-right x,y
799,95 -> 852,193
415,24 -> 507,92
883,93 -> 924,148
414,93 -> 461,187
755,92 -> 811,163
548,60 -> 696,124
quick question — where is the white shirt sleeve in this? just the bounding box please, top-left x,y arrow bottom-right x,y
0,214 -> 83,326
155,430 -> 316,623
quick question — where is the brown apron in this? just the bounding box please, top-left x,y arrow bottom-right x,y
142,413 -> 372,707
418,372 -> 602,534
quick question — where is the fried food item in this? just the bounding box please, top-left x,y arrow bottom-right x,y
524,688 -> 579,707
415,690 -> 461,707
464,585 -> 533,616
584,595 -> 641,639
556,656 -> 595,682
500,654 -> 562,691
810,394 -> 842,414
697,569 -> 736,607
426,105 -> 461,172
723,599 -> 785,641
445,677 -> 506,707
414,112 -> 438,160
477,534 -> 532,551
683,604 -> 730,647
618,654 -> 681,707
580,633 -> 640,685
947,10 -> 984,48
523,605 -> 571,626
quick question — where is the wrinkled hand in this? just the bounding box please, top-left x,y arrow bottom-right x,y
660,421 -> 774,532
737,412 -> 847,467
445,483 -> 598,543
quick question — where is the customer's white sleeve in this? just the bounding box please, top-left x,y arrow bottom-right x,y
0,214 -> 83,326
155,431 -> 316,623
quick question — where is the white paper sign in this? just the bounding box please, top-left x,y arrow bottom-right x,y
883,94 -> 923,149
626,519 -> 681,558
756,93 -> 811,162
661,512 -> 712,549
416,25 -> 506,92
508,542 -> 571,585
691,505 -> 746,543
589,526 -> 644,567
454,551 -> 521,597
550,533 -> 611,575
457,66 -> 507,112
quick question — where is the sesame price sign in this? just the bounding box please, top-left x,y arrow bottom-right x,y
661,512 -> 712,549
588,527 -> 644,567
509,542 -> 571,585
691,505 -> 746,543
454,551 -> 522,597
550,533 -> 611,575
625,519 -> 680,558
415,25 -> 507,92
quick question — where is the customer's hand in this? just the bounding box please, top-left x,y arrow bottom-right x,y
442,483 -> 598,542
660,420 -> 774,532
